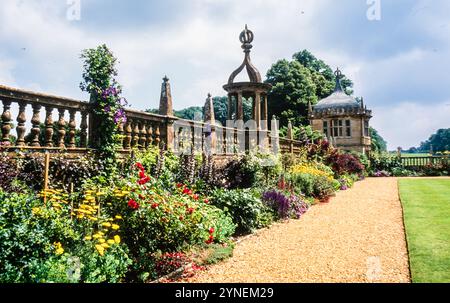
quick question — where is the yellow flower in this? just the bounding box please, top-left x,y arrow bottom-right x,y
95,245 -> 105,256
98,238 -> 106,244
107,239 -> 115,245
54,242 -> 64,255
84,236 -> 92,241
112,224 -> 120,230
102,222 -> 112,228
101,243 -> 110,249
32,207 -> 41,215
115,215 -> 123,220
114,235 -> 121,244
93,234 -> 101,239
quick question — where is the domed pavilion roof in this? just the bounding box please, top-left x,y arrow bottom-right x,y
314,68 -> 361,110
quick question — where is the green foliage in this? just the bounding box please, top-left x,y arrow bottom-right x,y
419,128 -> 450,153
210,189 -> 274,234
279,125 -> 325,143
293,50 -> 354,96
0,191 -> 77,282
174,107 -> 204,121
370,127 -> 388,153
288,173 -> 339,201
0,190 -> 131,283
369,152 -> 402,173
265,59 -> 317,127
266,50 -> 354,127
80,44 -> 127,175
99,165 -> 236,258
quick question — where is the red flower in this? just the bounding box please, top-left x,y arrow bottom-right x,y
128,199 -> 140,210
177,183 -> 184,188
136,163 -> 145,171
138,176 -> 151,185
151,203 -> 159,209
182,188 -> 192,195
204,199 -> 209,204
139,170 -> 146,179
205,235 -> 214,244
192,194 -> 199,201
187,208 -> 195,215
209,227 -> 215,234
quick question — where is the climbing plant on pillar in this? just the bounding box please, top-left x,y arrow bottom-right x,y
80,44 -> 128,175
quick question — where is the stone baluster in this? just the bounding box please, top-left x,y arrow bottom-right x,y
1,99 -> 12,145
16,102 -> 27,147
123,119 -> 132,149
132,120 -> 140,148
80,112 -> 88,148
30,104 -> 42,147
155,125 -> 161,146
68,110 -> 77,148
44,106 -> 54,147
139,122 -> 147,149
146,123 -> 153,147
117,121 -> 124,148
57,109 -> 66,148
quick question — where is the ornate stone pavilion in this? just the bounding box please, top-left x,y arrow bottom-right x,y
309,69 -> 372,154
223,25 -> 271,130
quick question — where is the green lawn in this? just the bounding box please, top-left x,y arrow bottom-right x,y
399,178 -> 450,283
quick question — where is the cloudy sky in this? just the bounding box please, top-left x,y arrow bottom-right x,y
0,0 -> 449,150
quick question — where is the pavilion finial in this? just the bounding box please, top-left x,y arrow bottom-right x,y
240,24 -> 254,52
227,25 -> 262,84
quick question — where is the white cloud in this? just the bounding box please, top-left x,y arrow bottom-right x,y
372,101 -> 450,150
0,57 -> 17,86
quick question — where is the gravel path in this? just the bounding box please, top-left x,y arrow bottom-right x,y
189,178 -> 411,283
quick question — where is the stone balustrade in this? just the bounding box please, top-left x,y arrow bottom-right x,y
0,85 -> 90,150
0,84 -> 303,156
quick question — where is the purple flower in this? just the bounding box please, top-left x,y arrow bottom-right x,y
262,190 -> 309,220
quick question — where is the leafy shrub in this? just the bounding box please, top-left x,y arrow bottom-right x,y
369,153 -> 402,173
99,163 -> 235,261
0,153 -> 19,192
262,190 -> 309,220
0,191 -> 78,282
210,188 -> 274,234
338,174 -> 359,190
288,173 -> 339,200
326,151 -> 365,176
391,167 -> 417,177
0,190 -> 132,283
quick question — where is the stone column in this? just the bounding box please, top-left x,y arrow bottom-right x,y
204,93 -> 217,154
255,92 -> 261,129
159,76 -> 175,150
263,94 -> 268,129
159,76 -> 173,116
237,92 -> 244,121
